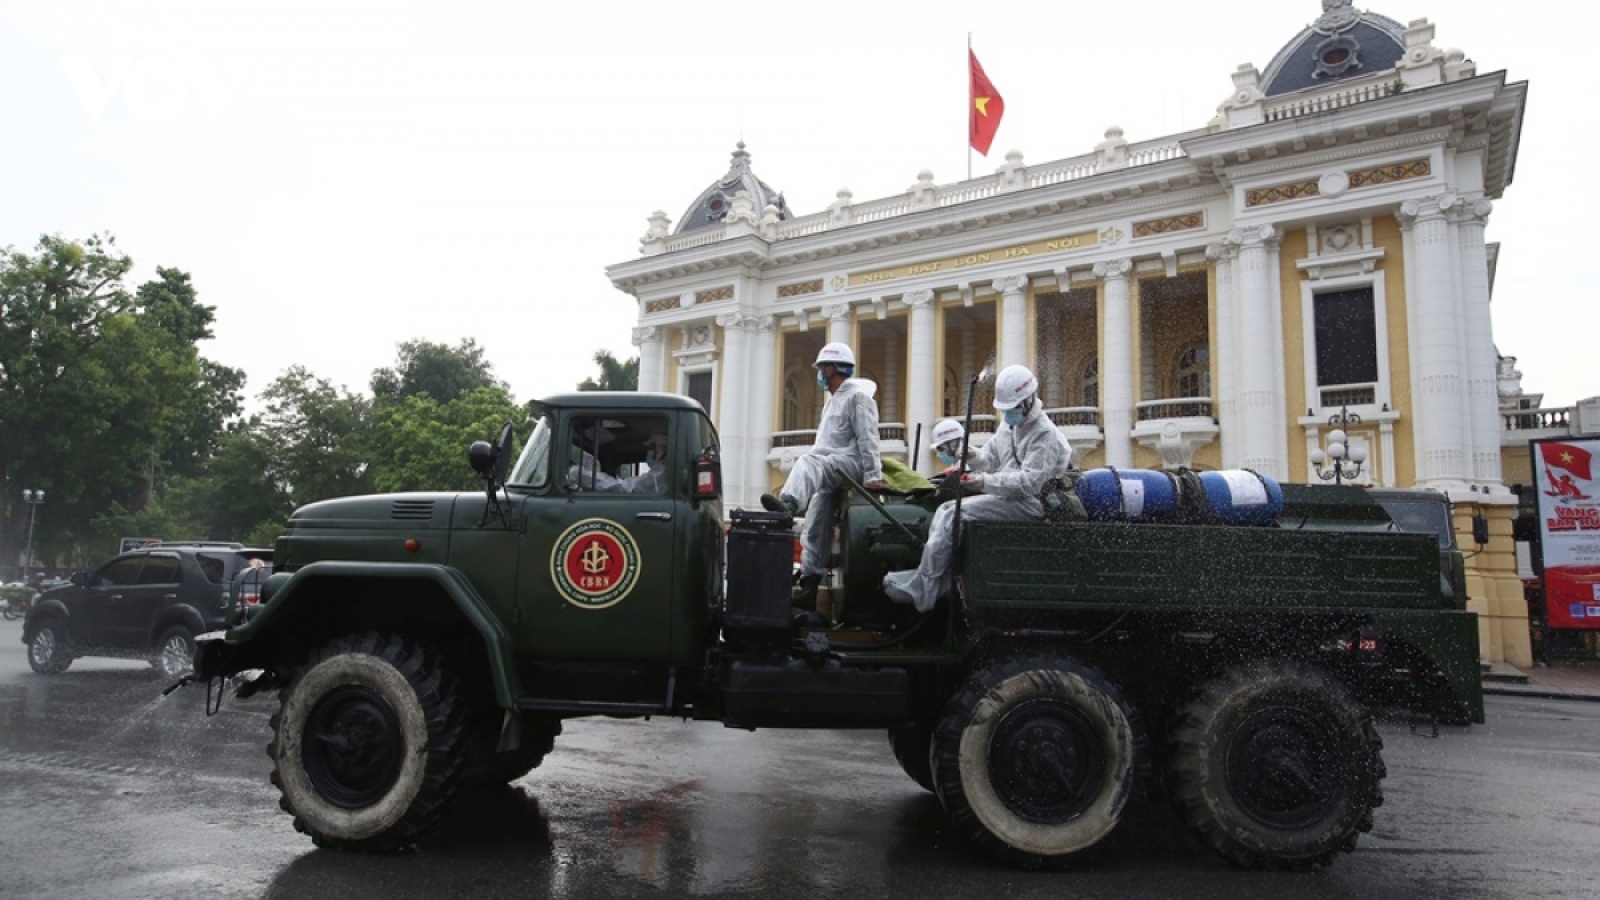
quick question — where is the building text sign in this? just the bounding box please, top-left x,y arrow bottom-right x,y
848,230 -> 1101,288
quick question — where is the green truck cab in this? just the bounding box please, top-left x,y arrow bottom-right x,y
192,391 -> 1482,871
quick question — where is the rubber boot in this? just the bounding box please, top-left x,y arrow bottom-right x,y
792,573 -> 822,610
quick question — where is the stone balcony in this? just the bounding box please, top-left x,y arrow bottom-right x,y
1132,398 -> 1219,470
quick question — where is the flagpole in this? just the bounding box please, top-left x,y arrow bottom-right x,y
966,32 -> 972,182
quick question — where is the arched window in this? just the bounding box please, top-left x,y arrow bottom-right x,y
1177,345 -> 1211,398
1080,355 -> 1099,408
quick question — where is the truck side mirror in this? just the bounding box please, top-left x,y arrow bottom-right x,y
1472,511 -> 1490,548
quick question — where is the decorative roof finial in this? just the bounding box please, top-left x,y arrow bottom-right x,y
1317,0 -> 1359,31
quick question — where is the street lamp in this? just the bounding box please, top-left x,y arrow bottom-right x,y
21,489 -> 44,582
1309,408 -> 1367,486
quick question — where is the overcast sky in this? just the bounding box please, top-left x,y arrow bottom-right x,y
1,0 -> 1590,411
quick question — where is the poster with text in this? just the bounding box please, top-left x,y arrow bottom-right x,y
1532,437 -> 1600,629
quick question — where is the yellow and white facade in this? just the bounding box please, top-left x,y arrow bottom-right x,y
608,1 -> 1544,665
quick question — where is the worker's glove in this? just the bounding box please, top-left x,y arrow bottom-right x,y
964,474 -> 985,493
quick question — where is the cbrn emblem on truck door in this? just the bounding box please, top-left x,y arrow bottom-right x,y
550,518 -> 642,609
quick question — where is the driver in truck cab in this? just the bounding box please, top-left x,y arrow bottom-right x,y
884,364 -> 1071,612
761,342 -> 887,607
568,428 -> 671,494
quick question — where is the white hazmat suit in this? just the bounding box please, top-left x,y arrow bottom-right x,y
883,400 -> 1071,611
782,377 -> 883,579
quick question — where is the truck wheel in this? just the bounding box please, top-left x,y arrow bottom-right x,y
1167,663 -> 1385,870
151,625 -> 196,678
888,723 -> 935,793
268,632 -> 469,851
28,620 -> 73,675
931,656 -> 1143,869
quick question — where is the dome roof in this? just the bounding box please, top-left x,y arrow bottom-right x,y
674,143 -> 789,235
1261,1 -> 1408,97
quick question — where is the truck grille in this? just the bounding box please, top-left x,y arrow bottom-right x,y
390,500 -> 436,521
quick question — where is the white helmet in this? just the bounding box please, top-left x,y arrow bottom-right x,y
814,342 -> 856,368
992,364 -> 1039,410
931,419 -> 965,449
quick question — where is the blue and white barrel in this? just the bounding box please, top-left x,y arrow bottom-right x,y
1196,470 -> 1283,526
1076,468 -> 1182,521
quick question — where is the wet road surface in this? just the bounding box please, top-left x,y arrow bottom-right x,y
2,616 -> 1597,899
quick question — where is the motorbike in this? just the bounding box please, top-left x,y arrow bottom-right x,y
1,583 -> 37,620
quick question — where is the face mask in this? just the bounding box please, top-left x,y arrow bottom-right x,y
816,369 -> 828,390
1003,408 -> 1025,428
646,451 -> 661,466
936,449 -> 956,466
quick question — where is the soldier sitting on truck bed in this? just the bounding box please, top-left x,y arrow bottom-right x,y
884,365 -> 1071,612
761,342 -> 887,607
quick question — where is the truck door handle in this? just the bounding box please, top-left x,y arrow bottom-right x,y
110,594 -> 123,601
163,593 -> 178,600
636,512 -> 672,521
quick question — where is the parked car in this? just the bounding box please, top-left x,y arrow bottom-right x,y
22,543 -> 273,677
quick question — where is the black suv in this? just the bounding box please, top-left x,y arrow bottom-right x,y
22,543 -> 273,677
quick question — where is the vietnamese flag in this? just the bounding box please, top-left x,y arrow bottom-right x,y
1542,442 -> 1594,481
969,49 -> 1005,156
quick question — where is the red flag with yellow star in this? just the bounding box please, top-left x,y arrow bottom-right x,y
969,49 -> 1005,156
1542,442 -> 1594,482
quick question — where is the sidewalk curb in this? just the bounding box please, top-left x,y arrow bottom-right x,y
1482,686 -> 1600,703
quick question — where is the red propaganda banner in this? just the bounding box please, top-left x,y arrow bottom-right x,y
969,50 -> 1005,156
1531,437 -> 1600,629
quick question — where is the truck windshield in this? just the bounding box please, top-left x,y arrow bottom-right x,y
508,417 -> 551,487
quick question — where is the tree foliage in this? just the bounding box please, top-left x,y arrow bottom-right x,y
259,366 -> 373,508
0,235 -> 242,570
577,349 -> 638,392
367,386 -> 525,493
372,338 -> 504,407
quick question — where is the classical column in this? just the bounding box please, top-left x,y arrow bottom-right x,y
1207,243 -> 1239,468
1456,199 -> 1503,488
1230,225 -> 1287,478
993,275 -> 1030,369
823,302 -> 853,348
715,312 -> 751,507
745,316 -> 778,502
1399,195 -> 1469,487
632,326 -> 665,393
904,289 -> 938,472
884,330 -> 901,423
1094,259 -> 1134,468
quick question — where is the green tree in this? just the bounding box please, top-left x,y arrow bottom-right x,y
367,386 -> 526,493
259,366 -> 372,507
577,350 -> 638,391
371,338 -> 504,407
0,236 -> 241,570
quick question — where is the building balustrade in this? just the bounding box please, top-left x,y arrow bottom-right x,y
1135,398 -> 1215,422
1503,408 -> 1571,432
1046,407 -> 1100,428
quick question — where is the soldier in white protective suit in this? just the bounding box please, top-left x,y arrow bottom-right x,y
883,365 -> 1071,612
761,342 -> 887,606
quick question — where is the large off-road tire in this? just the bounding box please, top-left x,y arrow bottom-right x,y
268,632 -> 470,851
1167,662 -> 1385,871
466,715 -> 563,786
28,619 -> 73,675
151,625 -> 196,678
888,723 -> 935,793
931,655 -> 1144,869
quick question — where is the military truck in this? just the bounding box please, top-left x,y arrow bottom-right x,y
189,392 -> 1482,870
